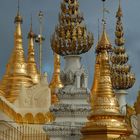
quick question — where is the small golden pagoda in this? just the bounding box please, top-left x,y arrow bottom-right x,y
49,53 -> 63,104
0,9 -> 33,103
81,20 -> 132,140
27,20 -> 40,84
111,0 -> 135,90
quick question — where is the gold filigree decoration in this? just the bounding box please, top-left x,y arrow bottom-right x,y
51,0 -> 94,56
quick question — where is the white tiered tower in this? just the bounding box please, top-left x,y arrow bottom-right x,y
44,55 -> 91,140
43,0 -> 94,139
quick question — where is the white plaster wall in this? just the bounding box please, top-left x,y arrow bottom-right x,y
116,90 -> 127,115
64,55 -> 81,72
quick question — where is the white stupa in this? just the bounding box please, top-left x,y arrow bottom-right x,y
43,0 -> 94,139
44,55 -> 91,140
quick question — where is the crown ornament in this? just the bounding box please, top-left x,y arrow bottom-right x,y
51,0 -> 94,56
111,1 -> 135,90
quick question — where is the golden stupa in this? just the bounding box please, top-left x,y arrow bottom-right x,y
49,53 -> 63,104
81,19 -> 132,140
90,20 -> 112,108
27,19 -> 40,84
0,9 -> 33,103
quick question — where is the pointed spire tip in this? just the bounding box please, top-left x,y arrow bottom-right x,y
14,0 -> 23,23
28,16 -> 35,39
116,0 -> 123,18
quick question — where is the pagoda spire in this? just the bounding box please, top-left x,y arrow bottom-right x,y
111,0 -> 135,91
49,53 -> 63,104
90,17 -> 111,108
96,6 -> 112,53
14,0 -> 23,50
0,2 -> 33,102
91,18 -> 113,110
27,17 -> 40,84
81,1 -> 132,139
82,25 -> 132,140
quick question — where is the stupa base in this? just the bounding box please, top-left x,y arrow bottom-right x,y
81,126 -> 132,140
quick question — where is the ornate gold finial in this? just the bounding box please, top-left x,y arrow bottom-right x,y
27,17 -> 40,84
111,0 -> 135,90
49,53 -> 63,104
115,0 -> 124,46
0,6 -> 33,102
81,1 -> 132,139
51,0 -> 94,56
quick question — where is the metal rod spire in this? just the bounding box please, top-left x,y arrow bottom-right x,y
98,18 -> 100,41
119,0 -> 121,6
30,14 -> 32,31
17,0 -> 20,14
103,1 -> 105,22
102,0 -> 106,30
39,11 -> 43,75
39,11 -> 43,36
35,11 -> 45,75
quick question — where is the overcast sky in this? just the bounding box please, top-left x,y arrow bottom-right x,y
0,0 -> 140,105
